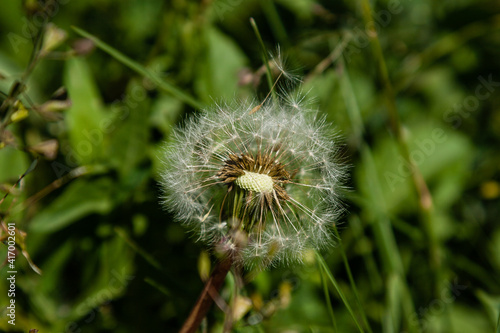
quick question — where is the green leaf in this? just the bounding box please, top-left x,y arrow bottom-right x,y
71,26 -> 204,110
425,303 -> 491,333
70,236 -> 134,321
194,27 -> 248,102
316,251 -> 365,333
106,79 -> 151,178
490,229 -> 500,273
149,94 -> 183,137
477,289 -> 500,327
276,0 -> 315,20
64,57 -> 107,165
23,240 -> 74,322
0,146 -> 28,182
29,177 -> 115,233
356,118 -> 473,216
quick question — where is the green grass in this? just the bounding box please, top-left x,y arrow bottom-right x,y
0,0 -> 499,332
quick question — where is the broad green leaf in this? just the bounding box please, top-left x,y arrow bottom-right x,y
194,27 -> 248,102
276,0 -> 315,20
64,57 -> 107,165
69,236 -> 134,323
477,290 -> 500,327
23,241 -> 74,321
106,79 -> 151,178
149,94 -> 183,137
0,147 -> 29,215
356,117 -> 473,216
0,146 -> 28,182
425,303 -> 491,333
29,177 -> 114,233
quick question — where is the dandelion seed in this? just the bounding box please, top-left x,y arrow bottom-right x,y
160,95 -> 345,268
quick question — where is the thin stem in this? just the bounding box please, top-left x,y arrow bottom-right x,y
394,14 -> 500,92
332,224 -> 373,333
358,0 -> 440,297
258,0 -> 290,49
316,251 -> 365,333
350,215 -> 383,292
496,310 -> 500,333
179,256 -> 233,333
0,12 -> 46,131
339,37 -> 419,330
250,18 -> 275,96
360,145 -> 419,333
115,227 -> 163,271
71,26 -> 204,110
320,264 -> 337,331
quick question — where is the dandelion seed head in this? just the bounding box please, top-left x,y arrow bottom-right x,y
160,95 -> 346,268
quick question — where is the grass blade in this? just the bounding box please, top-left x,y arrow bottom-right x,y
320,263 -> 338,331
316,251 -> 365,333
332,223 -> 373,333
249,18 -> 274,94
496,310 -> 500,333
71,26 -> 204,110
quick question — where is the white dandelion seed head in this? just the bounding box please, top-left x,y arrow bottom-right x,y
160,95 -> 346,268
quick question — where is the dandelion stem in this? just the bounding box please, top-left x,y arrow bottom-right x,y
179,256 -> 233,333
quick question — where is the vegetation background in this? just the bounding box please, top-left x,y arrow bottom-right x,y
0,0 -> 499,332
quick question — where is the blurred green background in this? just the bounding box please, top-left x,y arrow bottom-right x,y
0,0 -> 499,332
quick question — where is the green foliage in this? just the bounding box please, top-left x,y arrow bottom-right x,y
29,178 -> 115,233
0,0 -> 499,332
64,57 -> 107,165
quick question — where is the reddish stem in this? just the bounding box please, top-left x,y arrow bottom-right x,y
179,257 -> 233,333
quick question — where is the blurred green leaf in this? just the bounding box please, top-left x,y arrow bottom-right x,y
29,177 -> 115,233
0,1 -> 498,332
149,95 -> 183,137
70,236 -> 134,322
71,26 -> 205,110
64,57 -> 107,165
357,118 -> 473,217
0,146 -> 28,182
477,289 -> 500,327
194,27 -> 248,102
276,0 -> 315,20
426,303 -> 491,333
21,240 -> 74,324
490,229 -> 500,272
106,79 -> 151,178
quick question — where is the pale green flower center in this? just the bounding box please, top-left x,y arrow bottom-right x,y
235,171 -> 274,193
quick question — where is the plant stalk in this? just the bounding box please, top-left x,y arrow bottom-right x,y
179,256 -> 233,333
